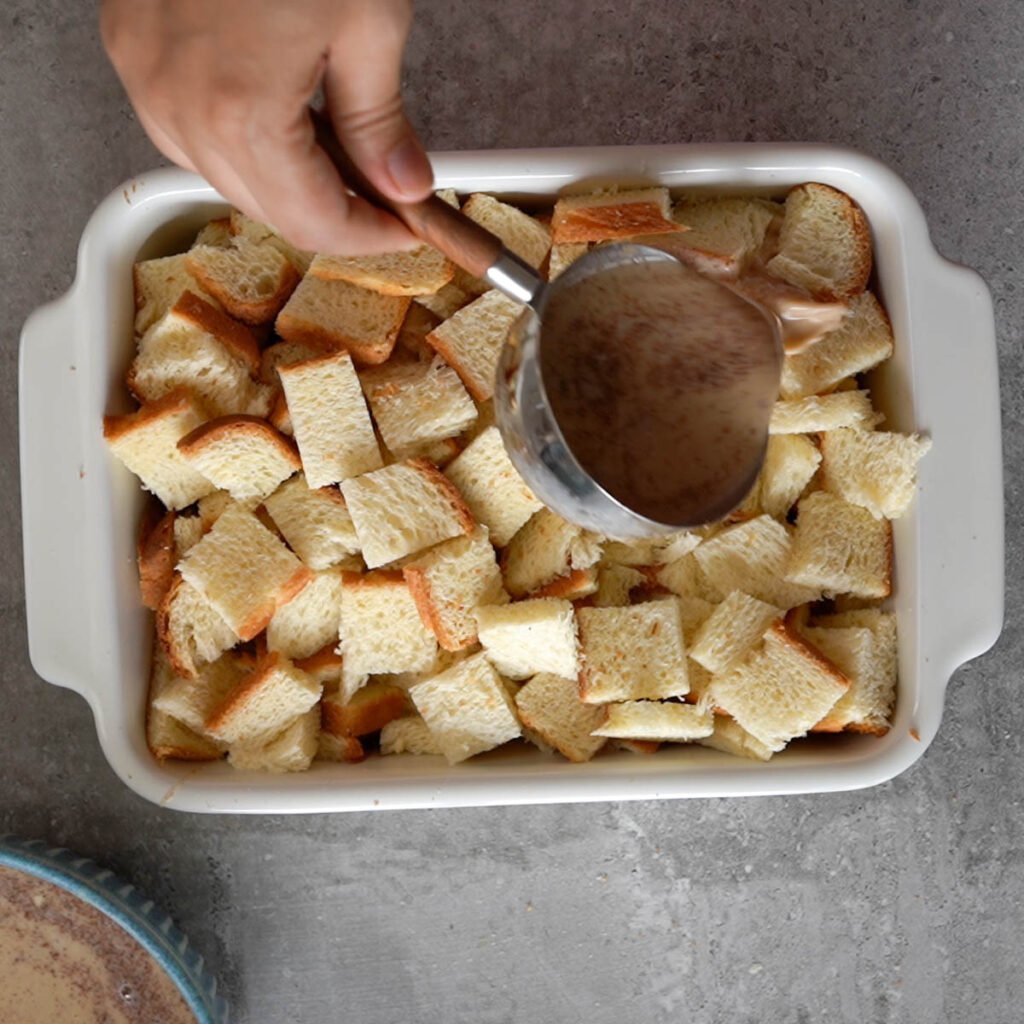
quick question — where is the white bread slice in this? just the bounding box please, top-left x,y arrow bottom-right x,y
672,197 -> 780,275
403,530 -> 507,651
340,458 -> 475,568
146,651 -> 224,760
654,551 -> 723,602
765,183 -> 872,301
173,514 -> 205,558
276,274 -> 409,366
339,571 -> 439,690
316,732 -> 366,763
157,574 -> 238,678
177,415 -> 300,501
820,427 -> 931,519
444,426 -> 543,546
474,597 -> 579,680
309,245 -> 454,296
133,253 -> 219,336
593,564 -> 646,607
409,651 -> 521,764
592,701 -> 715,741
802,620 -> 896,734
769,390 -> 880,434
552,187 -> 681,243
513,673 -> 607,762
501,509 -> 599,598
425,290 -> 522,402
278,351 -> 383,487
227,210 -> 314,273
263,475 -> 360,569
693,515 -> 821,609
360,357 -> 477,458
548,242 -> 589,279
266,567 -> 344,660
193,217 -> 233,249
128,293 -> 267,417
186,239 -> 300,324
179,503 -> 313,641
321,682 -> 411,738
696,717 -> 775,761
380,714 -> 444,756
206,650 -> 321,746
152,654 -> 245,738
104,389 -> 216,510
137,507 -> 176,611
577,599 -> 689,703
294,644 -> 344,688
759,434 -> 822,519
780,291 -> 893,398
689,591 -> 783,674
786,491 -> 892,599
415,281 -> 470,320
462,193 -> 552,270
709,622 -> 848,750
228,705 -> 320,773
259,340 -> 318,385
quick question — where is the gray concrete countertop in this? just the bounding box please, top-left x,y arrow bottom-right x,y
2,2 -> 1021,1021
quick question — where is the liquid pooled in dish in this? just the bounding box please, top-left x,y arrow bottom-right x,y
540,259 -> 781,525
0,865 -> 197,1024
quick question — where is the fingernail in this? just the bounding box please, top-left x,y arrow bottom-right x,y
386,138 -> 434,199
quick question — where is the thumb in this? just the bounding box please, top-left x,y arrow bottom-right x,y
324,1 -> 433,204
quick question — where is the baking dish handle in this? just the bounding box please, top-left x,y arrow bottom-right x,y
19,289 -> 98,697
915,260 -> 1004,677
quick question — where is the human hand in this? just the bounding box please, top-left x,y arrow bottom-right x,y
100,0 -> 432,254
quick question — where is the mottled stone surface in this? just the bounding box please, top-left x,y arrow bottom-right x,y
2,1 -> 1022,1021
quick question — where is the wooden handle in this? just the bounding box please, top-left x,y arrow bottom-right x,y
311,109 -> 502,278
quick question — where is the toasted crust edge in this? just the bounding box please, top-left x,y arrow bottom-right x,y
177,414 -> 301,469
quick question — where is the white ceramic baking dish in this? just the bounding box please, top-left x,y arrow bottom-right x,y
20,145 -> 1003,813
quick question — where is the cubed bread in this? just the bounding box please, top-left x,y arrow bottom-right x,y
173,513 -> 206,557
462,193 -> 552,270
360,357 -> 477,458
592,701 -> 715,741
780,292 -> 894,398
655,551 -> 723,602
309,245 -> 453,296
379,714 -> 443,756
548,242 -> 589,279
672,197 -> 780,275
769,391 -> 880,434
409,652 -> 521,764
786,491 -> 893,598
502,509 -> 600,598
415,281 -> 470,320
266,568 -> 344,660
577,599 -> 689,703
340,458 -> 475,568
321,682 -> 411,738
709,622 -> 848,751
187,239 -> 300,324
228,210 -> 315,273
157,575 -> 238,678
146,651 -> 224,760
316,732 -> 367,763
444,426 -> 543,546
339,571 -> 439,690
259,339 -> 318,385
206,651 -> 322,746
133,253 -> 219,336
592,564 -> 647,607
104,388 -> 216,510
276,274 -> 409,365
177,415 -> 300,500
152,654 -> 245,738
137,507 -> 176,611
474,598 -> 579,680
278,351 -> 383,487
425,290 -> 522,401
552,187 -> 681,242
693,515 -> 820,609
765,182 -> 872,301
262,475 -> 360,569
513,673 -> 606,762
403,530 -> 507,651
696,717 -> 776,761
228,705 -> 320,773
689,591 -> 783,674
820,427 -> 931,519
759,434 -> 822,519
179,503 -> 313,641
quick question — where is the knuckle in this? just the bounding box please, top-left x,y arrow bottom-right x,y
333,94 -> 405,141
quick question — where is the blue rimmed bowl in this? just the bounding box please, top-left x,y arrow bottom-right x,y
0,835 -> 228,1023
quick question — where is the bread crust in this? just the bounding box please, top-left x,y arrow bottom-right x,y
552,200 -> 682,243
186,250 -> 300,325
177,414 -> 301,468
138,506 -> 177,611
408,457 -> 476,536
174,290 -> 261,376
102,387 -> 201,442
